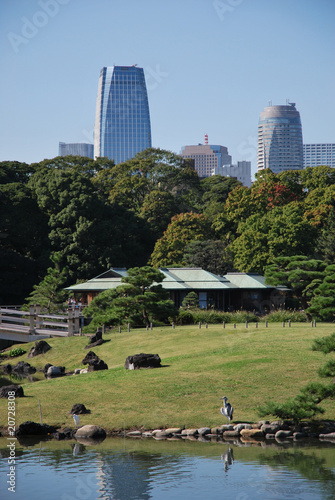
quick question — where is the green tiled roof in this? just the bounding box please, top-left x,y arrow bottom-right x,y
66,268 -> 283,292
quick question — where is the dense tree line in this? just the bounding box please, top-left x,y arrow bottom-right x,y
0,149 -> 334,316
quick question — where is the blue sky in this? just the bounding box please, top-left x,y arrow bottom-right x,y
1,0 -> 334,178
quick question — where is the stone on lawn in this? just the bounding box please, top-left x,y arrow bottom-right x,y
124,353 -> 161,369
28,340 -> 52,358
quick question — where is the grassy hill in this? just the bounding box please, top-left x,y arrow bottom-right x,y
0,322 -> 334,432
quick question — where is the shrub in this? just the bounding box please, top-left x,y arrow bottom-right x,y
175,310 -> 194,325
8,347 -> 26,357
318,360 -> 335,378
261,309 -> 308,323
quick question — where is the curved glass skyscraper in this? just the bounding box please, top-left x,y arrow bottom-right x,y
94,65 -> 151,164
257,103 -> 303,174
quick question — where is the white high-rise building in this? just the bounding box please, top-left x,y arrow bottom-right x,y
214,161 -> 251,187
303,144 -> 335,169
257,102 -> 303,174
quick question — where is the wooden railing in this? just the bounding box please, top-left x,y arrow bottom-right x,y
0,305 -> 81,342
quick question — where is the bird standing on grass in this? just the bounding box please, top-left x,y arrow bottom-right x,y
73,414 -> 80,428
220,396 -> 233,423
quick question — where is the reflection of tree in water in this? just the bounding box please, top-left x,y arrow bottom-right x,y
258,450 -> 335,499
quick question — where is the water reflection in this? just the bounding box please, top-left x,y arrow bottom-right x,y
0,437 -> 334,500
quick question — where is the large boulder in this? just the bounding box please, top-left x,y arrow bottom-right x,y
75,425 -> 106,441
15,421 -> 57,436
46,365 -> 65,378
70,403 -> 90,415
124,353 -> 161,370
28,340 -> 52,358
12,361 -> 36,375
82,351 -> 108,371
82,351 -> 99,364
86,329 -> 104,348
0,384 -> 24,398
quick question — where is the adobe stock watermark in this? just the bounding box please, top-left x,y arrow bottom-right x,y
213,0 -> 244,21
145,64 -> 169,91
7,0 -> 71,54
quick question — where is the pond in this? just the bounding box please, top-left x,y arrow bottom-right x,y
1,436 -> 335,500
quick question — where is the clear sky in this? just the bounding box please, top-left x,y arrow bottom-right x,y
1,0 -> 334,178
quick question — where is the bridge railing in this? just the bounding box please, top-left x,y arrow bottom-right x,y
0,305 -> 81,341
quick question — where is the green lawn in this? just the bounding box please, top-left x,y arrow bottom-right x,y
0,322 -> 334,431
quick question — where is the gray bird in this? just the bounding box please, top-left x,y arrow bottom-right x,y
220,396 -> 233,422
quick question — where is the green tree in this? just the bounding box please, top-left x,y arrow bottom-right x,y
300,165 -> 335,191
0,182 -> 50,304
28,156 -> 153,282
183,239 -> 234,275
138,189 -> 181,237
150,212 -> 212,267
232,203 -> 317,273
181,291 -> 199,309
307,265 -> 335,321
94,148 -> 201,214
84,266 -> 177,328
265,256 -> 326,309
25,253 -> 68,312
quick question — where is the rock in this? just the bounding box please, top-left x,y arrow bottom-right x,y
82,351 -> 99,364
80,369 -> 88,374
2,364 -> 12,374
124,353 -> 161,370
220,424 -> 235,431
234,423 -> 252,433
197,427 -> 211,436
181,429 -> 198,436
222,430 -> 241,438
211,426 -> 224,435
87,329 -> 103,348
43,363 -> 53,374
70,404 -> 90,415
13,361 -> 36,375
275,430 -> 293,439
87,359 -> 108,371
0,384 -> 24,398
126,431 -> 142,437
46,366 -> 65,377
319,432 -> 335,440
82,351 -> 108,371
28,340 -> 51,358
293,432 -> 307,439
16,421 -> 57,436
261,423 -> 281,434
75,425 -> 106,440
240,428 -> 264,439
165,427 -> 182,435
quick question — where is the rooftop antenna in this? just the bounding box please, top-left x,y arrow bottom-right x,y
286,98 -> 289,105
268,100 -> 272,106
205,134 -> 208,145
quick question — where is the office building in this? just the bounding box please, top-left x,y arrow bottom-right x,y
303,143 -> 335,169
214,161 -> 252,187
257,102 -> 303,174
181,137 -> 232,178
58,142 -> 94,158
94,65 -> 151,164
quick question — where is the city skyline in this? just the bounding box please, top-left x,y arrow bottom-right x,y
1,0 -> 334,179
